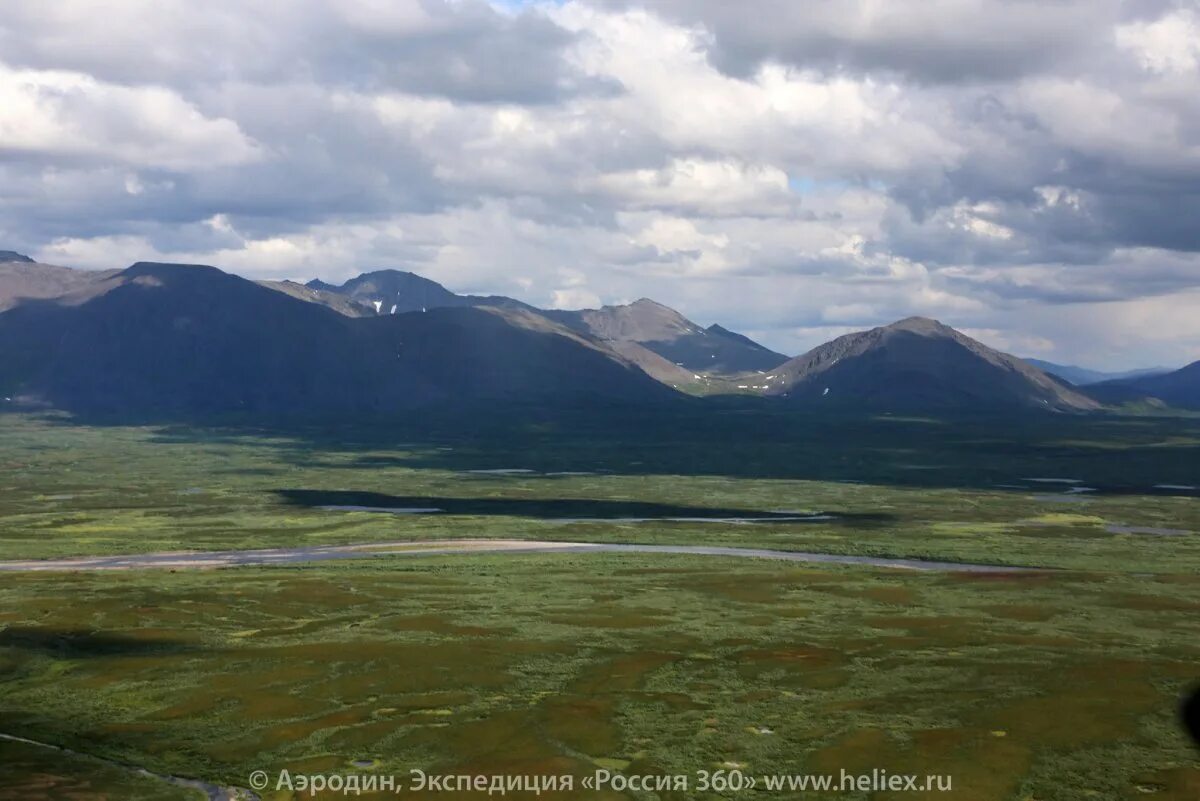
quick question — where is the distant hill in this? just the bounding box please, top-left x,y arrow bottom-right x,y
0,254 -> 118,312
546,299 -> 789,374
762,317 -> 1099,411
258,279 -> 375,318
306,269 -> 534,315
294,270 -> 788,377
1087,361 -> 1200,409
0,262 -> 677,418
1023,358 -> 1172,386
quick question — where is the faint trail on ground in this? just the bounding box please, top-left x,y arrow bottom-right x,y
0,539 -> 1042,573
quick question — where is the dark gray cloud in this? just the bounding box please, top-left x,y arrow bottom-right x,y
0,0 -> 612,104
602,0 -> 1163,83
601,1 -> 1200,270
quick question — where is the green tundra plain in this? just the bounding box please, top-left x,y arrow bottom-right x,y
1,409 -> 1199,800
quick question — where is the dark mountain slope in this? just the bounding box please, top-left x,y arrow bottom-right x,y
0,263 -> 676,418
1087,361 -> 1200,409
765,317 -> 1099,411
306,271 -> 788,377
362,305 -> 679,405
0,263 -> 380,415
546,299 -> 789,374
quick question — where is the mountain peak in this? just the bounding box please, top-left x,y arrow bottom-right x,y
580,297 -> 694,337
303,268 -> 468,315
884,316 -> 951,334
121,262 -> 228,280
768,317 -> 1098,411
344,269 -> 451,292
546,297 -> 788,374
707,323 -> 778,354
357,268 -> 426,281
305,269 -> 447,293
0,250 -> 35,264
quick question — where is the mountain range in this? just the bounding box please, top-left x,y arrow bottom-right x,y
1,250 -> 1196,418
1086,363 -> 1200,410
293,271 -> 789,377
1022,359 -> 1172,387
0,259 -> 672,417
0,252 -> 117,312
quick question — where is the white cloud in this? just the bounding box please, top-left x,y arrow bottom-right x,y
1015,77 -> 1198,171
596,158 -> 792,215
1116,10 -> 1200,75
551,287 -> 602,308
0,64 -> 261,169
949,202 -> 1015,240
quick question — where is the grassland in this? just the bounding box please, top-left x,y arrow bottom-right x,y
1,411 -> 1198,572
3,555 -> 1200,800
1,410 -> 1199,799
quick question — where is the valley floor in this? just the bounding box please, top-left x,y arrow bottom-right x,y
1,411 -> 1199,799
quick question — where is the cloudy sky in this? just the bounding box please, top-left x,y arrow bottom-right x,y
1,0 -> 1198,369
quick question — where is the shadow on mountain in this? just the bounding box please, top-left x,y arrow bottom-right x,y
274,489 -> 895,526
0,262 -> 677,419
0,627 -> 201,658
